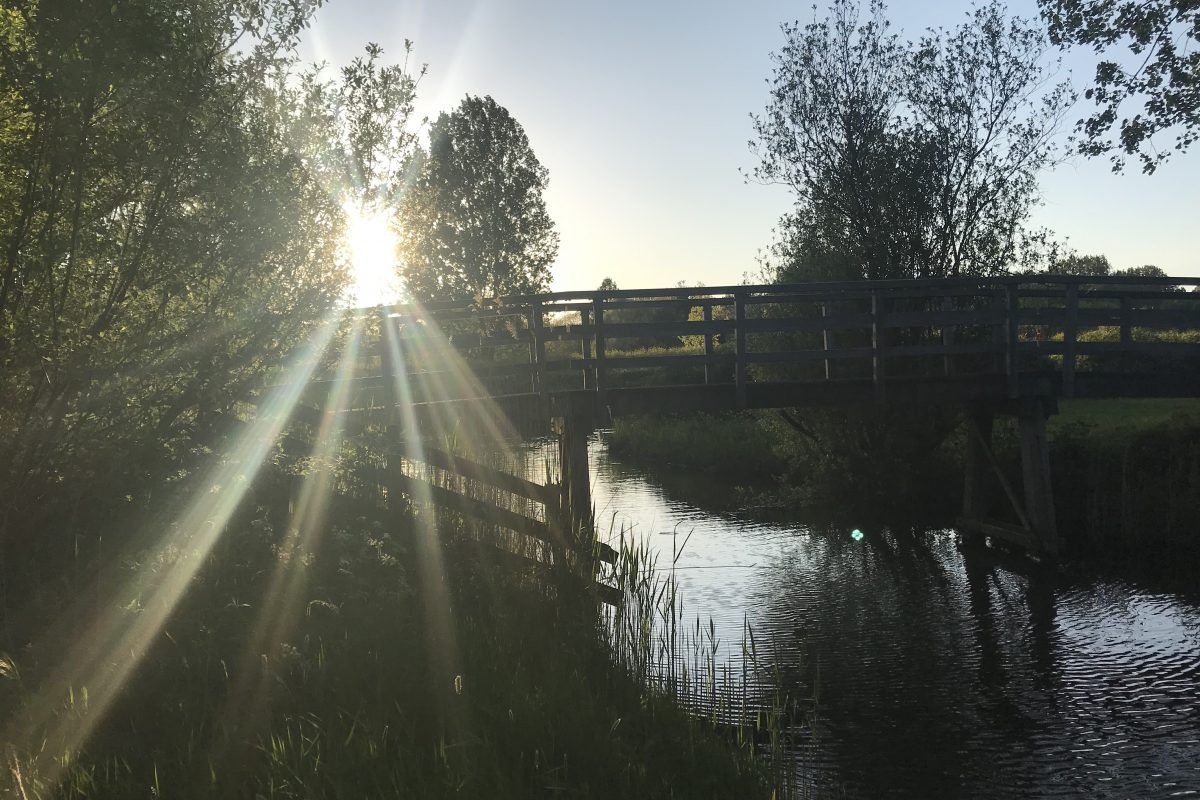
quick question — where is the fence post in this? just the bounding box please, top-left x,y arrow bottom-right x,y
1062,284 -> 1078,399
703,303 -> 715,385
1119,294 -> 1132,346
871,290 -> 884,402
592,297 -> 606,393
1006,283 -> 1020,399
822,301 -> 833,380
734,292 -> 747,409
580,307 -> 593,389
941,295 -> 955,377
529,301 -> 545,397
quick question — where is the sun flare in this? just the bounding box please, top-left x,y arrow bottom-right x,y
344,203 -> 402,307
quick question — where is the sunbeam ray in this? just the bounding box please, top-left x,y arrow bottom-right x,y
2,311 -> 343,789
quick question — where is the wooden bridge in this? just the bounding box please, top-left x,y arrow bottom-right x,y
277,274 -> 1200,565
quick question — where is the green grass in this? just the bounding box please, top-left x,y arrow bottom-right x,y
0,455 -> 797,799
608,412 -> 784,479
1051,397 -> 1200,438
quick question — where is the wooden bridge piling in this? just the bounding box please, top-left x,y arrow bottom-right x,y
552,392 -> 597,540
958,397 -> 1060,558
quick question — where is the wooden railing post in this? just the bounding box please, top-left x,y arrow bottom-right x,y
529,301 -> 545,396
871,290 -> 884,401
941,295 -> 955,377
1119,294 -> 1132,346
592,297 -> 606,393
734,292 -> 747,409
1006,283 -> 1020,398
580,307 -> 593,389
1062,284 -> 1078,398
821,301 -> 833,380
702,303 -> 715,385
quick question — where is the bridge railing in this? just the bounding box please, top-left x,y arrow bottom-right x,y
326,274 -> 1200,413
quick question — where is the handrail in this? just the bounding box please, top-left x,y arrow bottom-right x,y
321,276 -> 1200,408
354,274 -> 1200,316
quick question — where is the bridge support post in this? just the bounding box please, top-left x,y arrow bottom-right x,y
1018,398 -> 1058,556
961,406 -> 995,544
552,392 -> 596,544
958,398 -> 1059,559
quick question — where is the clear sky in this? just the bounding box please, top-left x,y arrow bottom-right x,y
300,0 -> 1200,292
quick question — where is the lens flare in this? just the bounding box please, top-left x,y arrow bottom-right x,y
344,203 -> 401,307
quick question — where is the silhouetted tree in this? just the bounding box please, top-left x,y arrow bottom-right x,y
1040,0 -> 1200,173
1053,254 -> 1113,276
754,0 -> 1073,283
398,95 -> 558,301
0,0 -> 351,545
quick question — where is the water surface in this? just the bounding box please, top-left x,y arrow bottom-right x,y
522,435 -> 1200,799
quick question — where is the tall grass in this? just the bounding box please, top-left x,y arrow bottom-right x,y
0,440 -> 804,798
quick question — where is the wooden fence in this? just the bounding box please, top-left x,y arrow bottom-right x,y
356,274 -> 1200,409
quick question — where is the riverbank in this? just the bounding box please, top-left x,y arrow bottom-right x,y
608,399 -> 1200,570
0,465 -> 786,798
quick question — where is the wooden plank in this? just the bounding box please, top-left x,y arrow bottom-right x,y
966,416 -> 1032,532
376,274 -> 1199,312
409,446 -> 559,506
822,301 -> 833,380
1006,284 -> 1020,399
580,308 -> 593,389
735,292 -> 747,409
956,517 -> 1042,553
941,296 -> 955,376
703,304 -> 715,385
530,300 -> 546,395
390,468 -> 557,545
593,297 -> 606,392
871,290 -> 884,401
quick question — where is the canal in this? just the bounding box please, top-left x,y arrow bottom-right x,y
521,433 -> 1200,798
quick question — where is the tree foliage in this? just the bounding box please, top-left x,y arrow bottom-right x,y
398,95 -> 558,301
0,0 -> 347,538
754,0 -> 1073,284
1039,0 -> 1200,173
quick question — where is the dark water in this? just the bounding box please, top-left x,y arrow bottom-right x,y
524,435 -> 1200,799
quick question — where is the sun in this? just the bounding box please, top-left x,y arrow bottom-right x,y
344,202 -> 403,307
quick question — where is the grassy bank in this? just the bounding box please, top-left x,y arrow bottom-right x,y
606,412 -> 784,479
1047,399 -> 1200,566
608,400 -> 1200,567
0,463 -> 789,798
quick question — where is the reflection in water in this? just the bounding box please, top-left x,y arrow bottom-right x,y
520,435 -> 1200,799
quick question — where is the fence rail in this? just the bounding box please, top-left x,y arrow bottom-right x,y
308,275 -> 1200,409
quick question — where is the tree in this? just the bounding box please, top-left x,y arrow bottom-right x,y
1053,253 -> 1113,276
1039,0 -> 1200,173
300,41 -> 425,214
751,0 -> 1073,507
754,0 -> 1073,283
0,0 -> 346,544
397,95 -> 559,301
